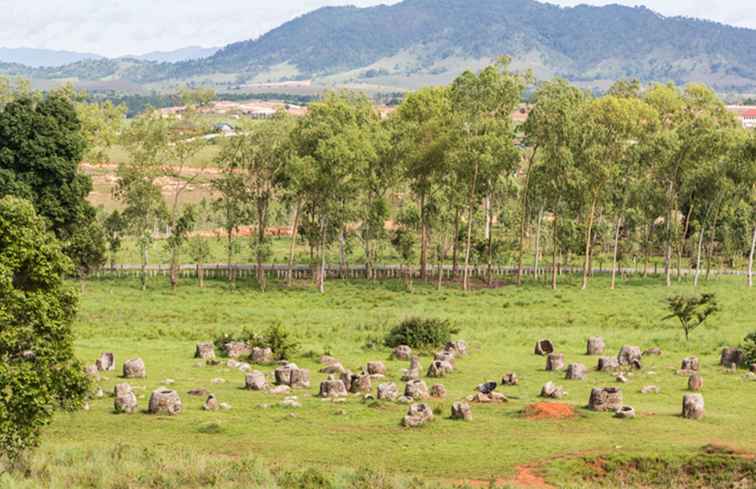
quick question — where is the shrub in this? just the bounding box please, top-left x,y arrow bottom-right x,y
213,324 -> 299,361
741,332 -> 756,365
663,293 -> 719,341
383,318 -> 458,350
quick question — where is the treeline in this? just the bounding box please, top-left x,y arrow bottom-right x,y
1,62 -> 755,294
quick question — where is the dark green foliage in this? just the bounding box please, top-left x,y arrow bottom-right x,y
741,332 -> 756,366
102,210 -> 126,269
214,324 -> 300,361
663,293 -> 720,341
0,196 -> 89,462
0,93 -> 105,272
383,317 -> 459,350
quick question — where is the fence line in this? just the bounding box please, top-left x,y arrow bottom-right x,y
92,263 -> 747,281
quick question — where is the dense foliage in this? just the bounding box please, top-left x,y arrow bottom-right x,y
0,197 -> 89,463
383,317 -> 459,350
741,332 -> 756,366
215,324 -> 300,361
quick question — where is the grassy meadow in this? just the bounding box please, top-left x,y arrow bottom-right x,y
9,275 -> 756,488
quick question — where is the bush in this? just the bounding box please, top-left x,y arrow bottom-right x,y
741,332 -> 756,365
383,318 -> 458,350
213,324 -> 299,361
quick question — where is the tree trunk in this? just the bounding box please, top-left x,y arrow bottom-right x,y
610,214 -> 622,289
318,217 -> 327,294
705,212 -> 720,281
419,191 -> 428,281
256,200 -> 268,291
517,146 -> 536,286
642,222 -> 651,278
748,226 -> 755,288
140,239 -> 148,291
338,227 -> 347,279
226,228 -> 236,288
677,205 -> 694,281
693,222 -> 706,287
170,254 -> 178,291
462,163 -> 480,292
533,207 -> 544,279
551,211 -> 559,290
664,183 -> 675,287
581,198 -> 597,290
452,207 -> 460,277
287,201 -> 301,288
486,197 -> 494,287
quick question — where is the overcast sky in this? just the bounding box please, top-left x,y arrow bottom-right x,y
1,0 -> 755,57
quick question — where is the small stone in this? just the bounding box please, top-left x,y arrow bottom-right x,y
430,384 -> 447,398
320,355 -> 338,365
445,340 -> 468,356
451,401 -> 472,421
587,337 -> 605,355
680,356 -> 700,372
402,402 -> 433,427
203,394 -> 220,411
546,353 -> 565,371
377,383 -> 399,401
720,348 -> 743,368
319,362 -> 345,374
615,406 -> 636,419
85,364 -> 100,380
617,346 -> 642,369
96,352 -> 115,371
641,385 -> 660,394
588,387 -> 623,412
434,350 -> 456,365
269,385 -> 291,395
163,378 -> 175,385
688,373 -> 704,391
540,381 -> 565,399
534,339 -> 555,356
251,347 -> 273,364
392,345 -> 413,361
227,359 -> 241,369
598,357 -> 620,372
565,363 -> 587,380
501,372 -> 519,385
210,377 -> 226,385
366,361 -> 386,376
397,396 -> 413,404
188,388 -> 209,397
643,347 -> 663,356
682,393 -> 704,419
220,402 -> 232,410
123,358 -> 146,379
281,397 -> 301,408
477,381 -> 497,394
148,389 -> 182,415
245,371 -> 267,390
616,373 -> 629,384
404,379 -> 430,400
195,342 -> 215,360
94,387 -> 104,398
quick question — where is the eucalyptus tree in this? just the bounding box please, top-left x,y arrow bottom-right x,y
211,170 -> 249,287
523,79 -> 586,289
448,57 -> 530,291
396,86 -> 452,280
292,92 -> 379,293
217,113 -> 296,291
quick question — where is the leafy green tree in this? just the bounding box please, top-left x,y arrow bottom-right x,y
0,92 -> 105,273
187,199 -> 213,288
211,171 -> 249,287
102,210 -> 127,270
0,196 -> 89,463
664,293 -> 719,341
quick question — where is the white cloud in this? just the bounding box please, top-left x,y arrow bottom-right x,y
0,0 -> 753,57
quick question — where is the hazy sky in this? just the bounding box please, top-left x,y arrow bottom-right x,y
1,0 -> 755,57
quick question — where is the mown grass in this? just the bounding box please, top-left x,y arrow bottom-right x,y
10,275 -> 756,487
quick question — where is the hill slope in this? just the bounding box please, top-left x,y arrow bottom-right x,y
0,47 -> 104,67
3,0 -> 756,92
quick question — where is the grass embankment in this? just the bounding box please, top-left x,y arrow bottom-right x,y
7,276 -> 756,488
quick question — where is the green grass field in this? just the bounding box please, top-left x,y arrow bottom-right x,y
9,275 -> 756,488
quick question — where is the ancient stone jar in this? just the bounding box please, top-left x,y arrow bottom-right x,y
123,358 -> 146,378
427,360 -> 453,377
377,383 -> 399,401
251,347 -> 273,364
148,389 -> 182,415
401,357 -> 421,381
588,387 -> 623,412
565,363 -> 587,380
223,341 -> 251,359
404,379 -> 430,400
586,337 -> 605,356
682,393 -> 704,419
203,394 -> 219,411
434,350 -> 456,365
392,345 -> 412,361
96,352 -> 115,371
113,383 -> 137,414
451,401 -> 472,421
540,381 -> 564,399
534,339 -> 555,356
366,361 -> 386,376
244,371 -> 267,390
720,348 -> 743,369
680,356 -> 700,372
195,342 -> 215,360
501,372 -> 519,385
430,384 -> 447,398
688,373 -> 704,391
597,356 -> 620,372
615,406 -> 636,419
617,346 -> 642,369
319,377 -> 348,398
445,340 -> 467,356
546,353 -> 565,371
349,374 -> 372,394
402,402 -> 433,427
274,363 -> 310,388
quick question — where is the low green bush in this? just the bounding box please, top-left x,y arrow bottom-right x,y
741,331 -> 756,365
383,318 -> 458,350
213,324 -> 299,360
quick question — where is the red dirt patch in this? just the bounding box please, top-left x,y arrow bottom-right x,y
524,402 -> 575,420
514,465 -> 555,488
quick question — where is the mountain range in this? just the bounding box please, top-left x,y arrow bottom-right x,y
2,0 -> 755,93
0,46 -> 218,68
